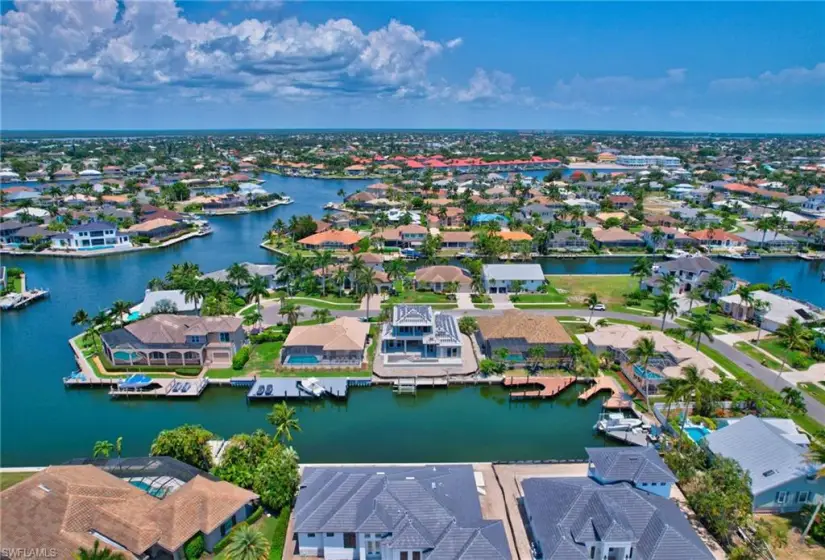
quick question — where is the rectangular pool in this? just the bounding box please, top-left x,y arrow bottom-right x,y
287,355 -> 320,365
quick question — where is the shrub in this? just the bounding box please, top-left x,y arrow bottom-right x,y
270,507 -> 291,560
213,521 -> 248,554
246,505 -> 264,524
801,504 -> 825,544
184,533 -> 205,559
250,329 -> 285,344
232,346 -> 251,370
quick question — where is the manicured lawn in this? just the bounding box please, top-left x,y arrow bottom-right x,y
758,338 -> 819,370
547,274 -> 636,304
514,303 -> 571,310
510,291 -> 566,303
734,341 -> 783,370
0,471 -> 35,490
800,382 -> 825,408
385,289 -> 454,305
676,309 -> 755,333
471,294 -> 492,304
475,304 -> 494,309
286,298 -> 359,310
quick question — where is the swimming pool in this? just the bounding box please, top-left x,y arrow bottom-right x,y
129,479 -> 168,498
287,355 -> 320,365
685,426 -> 712,443
633,364 -> 663,380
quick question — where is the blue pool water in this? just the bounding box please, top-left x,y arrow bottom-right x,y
287,355 -> 320,365
129,480 -> 168,498
685,426 -> 712,443
127,311 -> 141,322
633,364 -> 663,380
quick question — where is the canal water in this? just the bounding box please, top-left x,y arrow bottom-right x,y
1,173 -> 823,466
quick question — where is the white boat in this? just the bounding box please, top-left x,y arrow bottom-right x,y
799,252 -> 825,261
298,377 -> 326,397
664,249 -> 690,260
0,293 -> 24,310
594,413 -> 648,433
718,251 -> 760,261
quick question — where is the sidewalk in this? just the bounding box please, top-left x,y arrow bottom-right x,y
455,292 -> 475,310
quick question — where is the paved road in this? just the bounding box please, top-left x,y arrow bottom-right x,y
259,301 -> 825,425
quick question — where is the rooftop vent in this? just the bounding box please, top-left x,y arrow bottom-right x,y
763,470 -> 777,477
37,484 -> 51,493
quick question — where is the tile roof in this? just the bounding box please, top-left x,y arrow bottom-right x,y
283,317 -> 370,351
586,448 -> 677,486
522,477 -> 713,560
476,311 -> 573,345
101,314 -> 242,349
704,415 -> 819,495
688,229 -> 745,242
294,465 -> 510,560
591,228 -> 642,243
298,229 -> 362,247
393,304 -> 434,326
415,265 -> 472,285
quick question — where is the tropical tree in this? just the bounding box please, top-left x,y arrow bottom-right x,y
780,387 -> 807,413
74,540 -> 125,560
267,402 -> 301,444
685,312 -> 714,350
226,262 -> 252,293
630,257 -> 653,289
774,317 -> 813,385
458,316 -> 478,335
733,285 -> 755,321
678,364 -> 708,434
224,525 -> 270,560
279,303 -> 302,327
755,216 -> 775,249
115,436 -> 123,458
659,378 -> 685,422
384,258 -> 407,286
313,250 -> 334,295
772,277 -> 792,296
333,267 -> 349,297
245,274 -> 270,314
700,275 -> 724,302
92,440 -> 114,458
110,300 -> 132,326
181,279 -> 207,315
561,344 -> 584,372
527,346 -> 545,375
510,280 -> 525,295
585,293 -> 601,325
244,309 -> 263,329
685,289 -> 703,313
150,424 -> 214,470
658,273 -> 678,295
357,268 -> 379,321
652,293 -> 679,331
312,308 -> 332,324
629,336 -> 657,406
71,308 -> 90,328
752,299 -> 771,343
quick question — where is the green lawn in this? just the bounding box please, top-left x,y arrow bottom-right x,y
0,471 -> 34,490
510,291 -> 566,303
547,275 -> 636,304
734,341 -> 783,369
676,310 -> 755,334
514,303 -> 572,310
286,298 -> 359,310
758,338 -> 819,370
385,289 -> 454,305
800,382 -> 825,408
475,304 -> 494,309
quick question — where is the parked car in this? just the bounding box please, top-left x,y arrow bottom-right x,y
590,303 -> 606,311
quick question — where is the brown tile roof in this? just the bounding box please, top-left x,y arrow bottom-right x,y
283,317 -> 370,351
415,265 -> 471,285
476,311 -> 573,345
688,229 -> 745,242
591,227 -> 641,243
299,229 -> 362,247
495,231 -> 533,242
127,218 -> 181,233
123,315 -> 242,344
440,231 -> 475,243
371,224 -> 428,241
0,466 -> 256,558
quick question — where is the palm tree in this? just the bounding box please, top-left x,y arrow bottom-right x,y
630,257 -> 652,289
110,300 -> 132,326
774,317 -> 813,385
279,303 -> 302,327
659,378 -> 685,423
313,250 -> 334,295
585,293 -> 600,325
245,274 -> 270,314
225,525 -> 270,560
658,273 -> 678,295
333,267 -> 350,297
181,279 -> 207,315
733,284 -> 755,321
560,344 -> 584,373
92,440 -> 114,458
358,268 -> 379,321
772,277 -> 792,296
244,309 -> 263,329
652,293 -> 679,331
700,275 -> 724,302
685,312 -> 714,350
527,346 -> 546,375
115,436 -> 123,458
780,387 -> 807,413
312,308 -> 332,324
348,254 -> 368,293
226,262 -> 252,293
629,337 -> 657,406
74,540 -> 125,560
755,216 -> 774,249
267,402 -> 301,443
678,363 -> 707,434
685,289 -> 703,313
384,258 -> 407,286
752,299 -> 771,343
71,308 -> 90,328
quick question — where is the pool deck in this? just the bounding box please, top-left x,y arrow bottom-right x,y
246,377 -> 369,400
504,375 -> 577,399
578,376 -> 634,410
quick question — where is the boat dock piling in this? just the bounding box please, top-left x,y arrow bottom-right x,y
578,377 -> 633,409
0,288 -> 49,310
504,376 -> 576,400
246,377 -> 365,400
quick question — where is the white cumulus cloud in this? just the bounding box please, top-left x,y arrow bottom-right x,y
709,62 -> 825,92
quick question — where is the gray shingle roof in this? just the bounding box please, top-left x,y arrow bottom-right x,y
657,255 -> 718,275
294,466 -> 510,560
482,264 -> 545,282
522,478 -> 713,560
704,415 -> 818,495
586,447 -> 677,486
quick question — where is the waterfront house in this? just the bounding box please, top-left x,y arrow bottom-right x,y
414,265 -> 471,292
591,227 -> 644,249
440,230 -> 475,250
137,289 -> 200,316
293,465 -> 510,559
344,190 -> 377,208
126,217 -> 187,240
544,230 -> 588,252
51,221 -> 132,251
716,417 -> 811,447
669,207 -> 721,227
703,415 -> 824,513
380,305 -> 463,365
521,475 -> 712,560
640,226 -> 695,250
470,213 -> 509,226
0,462 -> 258,560
607,194 -> 634,209
643,213 -> 682,228
719,290 -> 823,333
482,263 -> 545,293
0,220 -> 24,244
518,203 -> 556,224
372,224 -> 428,248
426,206 -> 465,228
736,230 -> 799,251
643,255 -> 734,296
476,311 -> 573,363
344,164 -> 367,176
202,262 -> 280,293
100,314 -> 245,368
687,228 -> 746,250
585,324 -> 718,396
298,229 -> 362,250
586,447 -> 677,498
281,317 -> 369,367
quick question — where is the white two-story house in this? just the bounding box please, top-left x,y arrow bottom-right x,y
51,221 -> 132,251
380,305 -> 462,366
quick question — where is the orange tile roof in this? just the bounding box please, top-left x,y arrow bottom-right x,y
495,231 -> 533,241
299,229 -> 362,247
688,229 -> 745,242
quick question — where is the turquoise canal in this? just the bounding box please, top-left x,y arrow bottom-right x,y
2,173 -> 824,466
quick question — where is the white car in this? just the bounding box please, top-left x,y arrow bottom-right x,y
590,303 -> 606,311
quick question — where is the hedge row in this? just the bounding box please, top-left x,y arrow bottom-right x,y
269,507 -> 291,560
232,346 -> 251,370
212,506 -> 265,554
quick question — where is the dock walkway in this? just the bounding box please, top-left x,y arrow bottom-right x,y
578,376 -> 633,409
246,377 -> 369,400
504,376 -> 576,400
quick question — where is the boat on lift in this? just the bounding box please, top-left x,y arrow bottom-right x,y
594,413 -> 650,433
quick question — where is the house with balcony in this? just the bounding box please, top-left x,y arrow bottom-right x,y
482,264 -> 545,293
380,305 -> 462,366
50,221 -> 132,251
586,447 -> 677,499
100,314 -> 245,368
640,226 -> 696,250
544,230 -> 588,252
719,290 -> 823,333
281,317 -> 370,367
643,255 -> 734,297
687,228 -> 747,250
298,229 -> 362,250
371,224 -> 428,249
293,465 -> 511,560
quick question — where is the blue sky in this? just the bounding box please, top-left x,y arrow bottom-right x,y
1,1 -> 823,132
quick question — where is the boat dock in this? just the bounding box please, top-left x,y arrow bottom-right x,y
504,376 -> 576,400
246,377 -> 369,400
0,288 -> 49,310
109,377 -> 208,399
603,430 -> 651,447
578,377 -> 634,409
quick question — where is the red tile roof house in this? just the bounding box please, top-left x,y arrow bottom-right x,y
371,224 -> 428,248
298,229 -> 363,250
640,226 -> 697,250
427,207 -> 465,228
344,190 -> 378,208
440,231 -> 475,250
607,195 -> 635,209
591,228 -> 644,248
344,164 -> 367,176
688,229 -> 747,249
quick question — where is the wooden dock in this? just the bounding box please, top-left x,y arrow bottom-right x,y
578,376 -> 633,409
504,376 -> 576,400
109,378 -> 208,399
